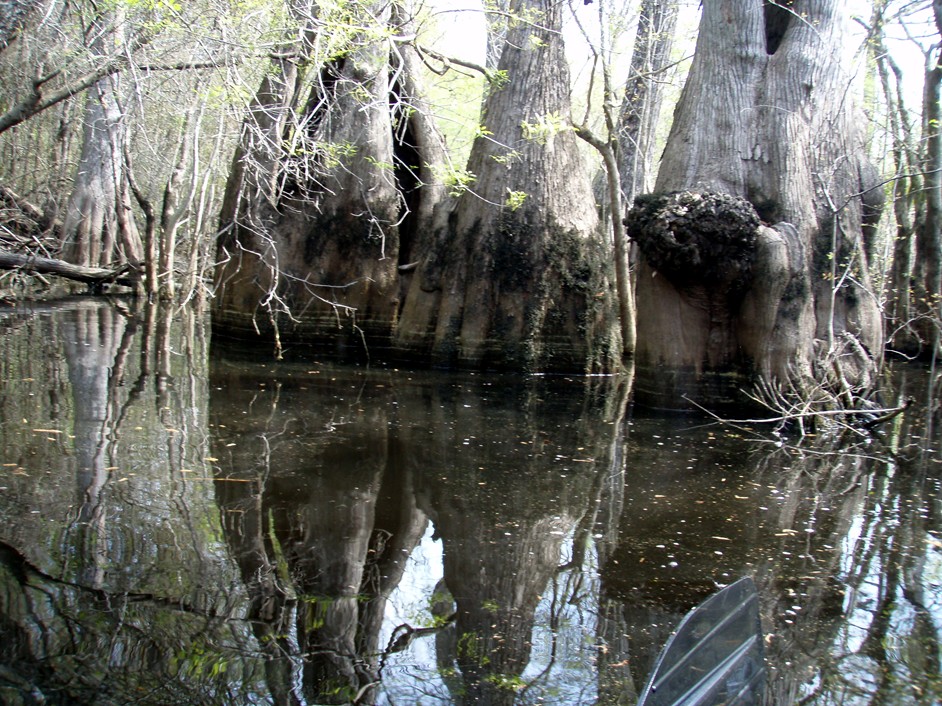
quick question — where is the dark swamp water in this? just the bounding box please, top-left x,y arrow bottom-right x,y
0,297 -> 939,705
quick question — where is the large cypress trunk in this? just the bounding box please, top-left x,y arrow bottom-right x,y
394,0 -> 620,373
60,74 -> 142,268
213,2 -> 445,357
628,0 -> 884,408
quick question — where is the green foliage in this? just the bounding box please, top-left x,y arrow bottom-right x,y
267,508 -> 291,583
520,112 -> 572,145
319,679 -> 359,702
486,69 -> 510,91
283,140 -> 358,168
456,631 -> 490,666
172,639 -> 230,680
491,149 -> 522,166
504,189 -> 527,211
435,165 -> 477,196
118,0 -> 182,13
364,155 -> 395,171
484,672 -> 527,691
301,594 -> 335,632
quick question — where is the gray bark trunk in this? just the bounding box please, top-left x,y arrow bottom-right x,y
60,75 -> 143,268
914,6 -> 942,356
394,0 -> 620,373
630,0 -> 884,408
0,0 -> 41,52
213,2 -> 446,357
0,249 -> 141,287
617,0 -> 678,205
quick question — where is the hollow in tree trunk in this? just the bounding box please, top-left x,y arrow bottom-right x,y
213,2 -> 445,358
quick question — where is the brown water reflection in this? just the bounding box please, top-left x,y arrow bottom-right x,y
0,299 -> 938,705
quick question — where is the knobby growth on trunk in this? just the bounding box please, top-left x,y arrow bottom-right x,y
628,0 -> 885,410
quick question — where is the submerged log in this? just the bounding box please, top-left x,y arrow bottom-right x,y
0,250 -> 141,288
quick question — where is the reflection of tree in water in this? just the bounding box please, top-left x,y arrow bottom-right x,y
599,412 -> 773,700
756,365 -> 942,704
403,378 -> 628,705
598,363 -> 941,706
210,366 -> 629,705
211,365 -> 430,704
61,302 -> 134,587
0,300 -> 258,704
4,308 -> 934,704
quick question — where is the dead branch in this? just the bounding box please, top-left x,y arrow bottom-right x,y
0,184 -> 60,236
0,250 -> 141,288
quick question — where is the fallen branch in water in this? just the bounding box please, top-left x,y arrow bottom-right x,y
682,394 -> 913,436
0,250 -> 142,288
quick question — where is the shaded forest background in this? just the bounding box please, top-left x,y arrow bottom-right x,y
0,0 -> 939,410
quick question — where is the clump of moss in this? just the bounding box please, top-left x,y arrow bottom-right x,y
625,191 -> 760,291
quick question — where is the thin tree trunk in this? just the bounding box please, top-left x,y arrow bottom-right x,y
870,3 -> 921,354
484,0 -> 510,73
915,7 -> 942,356
158,107 -> 197,301
617,0 -> 678,206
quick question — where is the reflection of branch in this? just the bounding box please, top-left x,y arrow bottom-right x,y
684,394 -> 911,431
383,614 -> 456,657
106,310 -> 145,445
0,539 -> 232,617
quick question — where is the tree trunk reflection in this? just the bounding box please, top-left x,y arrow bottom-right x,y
402,378 -> 629,704
0,302 -> 938,704
211,364 -> 432,704
0,299 -> 255,703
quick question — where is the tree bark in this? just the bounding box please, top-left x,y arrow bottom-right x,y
871,8 -> 920,354
213,1 -> 446,357
913,6 -> 942,357
394,0 -> 620,373
0,0 -> 41,52
617,0 -> 678,206
59,44 -> 143,269
629,0 -> 884,408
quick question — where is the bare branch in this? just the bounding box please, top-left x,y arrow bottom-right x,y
0,249 -> 141,287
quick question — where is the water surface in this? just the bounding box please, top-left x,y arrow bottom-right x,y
0,298 -> 939,704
